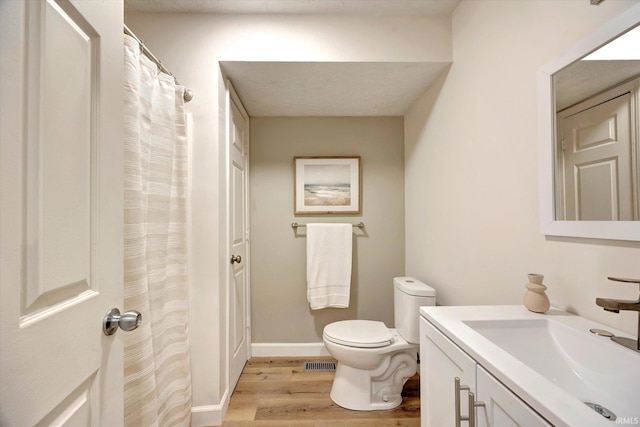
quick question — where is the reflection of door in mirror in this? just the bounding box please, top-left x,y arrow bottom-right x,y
556,78 -> 639,221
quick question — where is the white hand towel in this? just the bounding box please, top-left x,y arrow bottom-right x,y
306,223 -> 353,310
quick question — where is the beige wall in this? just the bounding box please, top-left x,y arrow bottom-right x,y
127,1 -> 640,421
124,11 -> 449,418
250,117 -> 405,342
405,0 -> 640,335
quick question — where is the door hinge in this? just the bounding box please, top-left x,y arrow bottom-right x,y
561,139 -> 566,151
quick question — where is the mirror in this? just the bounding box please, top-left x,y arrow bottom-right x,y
538,3 -> 640,241
554,27 -> 640,222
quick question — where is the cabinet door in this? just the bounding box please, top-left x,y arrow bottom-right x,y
476,366 -> 552,427
420,317 -> 477,427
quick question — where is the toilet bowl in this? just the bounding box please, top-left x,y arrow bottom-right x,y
323,321 -> 418,410
322,277 -> 436,411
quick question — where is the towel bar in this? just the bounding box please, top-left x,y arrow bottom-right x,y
291,222 -> 364,229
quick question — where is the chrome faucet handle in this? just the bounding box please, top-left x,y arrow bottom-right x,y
607,277 -> 640,285
599,277 -> 640,353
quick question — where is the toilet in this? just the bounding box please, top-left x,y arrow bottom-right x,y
322,277 -> 436,411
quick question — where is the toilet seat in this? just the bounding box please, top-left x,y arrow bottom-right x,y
323,320 -> 393,348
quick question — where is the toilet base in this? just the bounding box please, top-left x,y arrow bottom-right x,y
329,350 -> 417,411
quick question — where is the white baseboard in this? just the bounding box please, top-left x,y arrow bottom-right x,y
190,389 -> 228,427
251,342 -> 330,357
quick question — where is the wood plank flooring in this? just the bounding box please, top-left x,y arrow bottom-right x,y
221,357 -> 420,426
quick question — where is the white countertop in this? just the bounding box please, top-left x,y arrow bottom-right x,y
420,305 -> 638,427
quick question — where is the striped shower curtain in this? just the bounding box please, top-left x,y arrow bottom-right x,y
122,34 -> 192,426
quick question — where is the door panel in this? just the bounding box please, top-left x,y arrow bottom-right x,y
0,0 -> 123,425
25,0 -> 95,313
31,0 -> 93,308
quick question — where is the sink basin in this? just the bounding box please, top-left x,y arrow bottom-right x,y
463,318 -> 640,422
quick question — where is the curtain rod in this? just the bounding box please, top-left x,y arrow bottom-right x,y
124,24 -> 193,103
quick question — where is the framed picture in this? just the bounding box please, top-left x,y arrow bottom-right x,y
294,156 -> 361,215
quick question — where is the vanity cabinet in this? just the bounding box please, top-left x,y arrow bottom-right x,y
420,317 -> 552,427
476,366 -> 552,427
420,315 -> 476,426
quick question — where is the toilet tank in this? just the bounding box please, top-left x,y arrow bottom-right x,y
394,277 -> 436,344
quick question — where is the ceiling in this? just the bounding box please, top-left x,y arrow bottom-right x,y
555,60 -> 640,111
124,0 -> 460,15
125,0 -> 459,116
554,27 -> 640,111
221,61 -> 451,116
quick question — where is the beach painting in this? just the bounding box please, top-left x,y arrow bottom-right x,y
304,164 -> 351,206
294,157 -> 361,214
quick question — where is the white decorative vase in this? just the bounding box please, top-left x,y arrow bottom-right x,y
523,274 -> 550,313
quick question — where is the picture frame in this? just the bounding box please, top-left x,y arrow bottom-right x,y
294,156 -> 361,215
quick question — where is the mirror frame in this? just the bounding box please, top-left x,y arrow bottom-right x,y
538,3 -> 640,241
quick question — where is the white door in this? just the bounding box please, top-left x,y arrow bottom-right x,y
0,1 -> 124,425
227,82 -> 251,391
558,80 -> 638,220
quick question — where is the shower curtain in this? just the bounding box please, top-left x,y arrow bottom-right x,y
122,35 -> 192,426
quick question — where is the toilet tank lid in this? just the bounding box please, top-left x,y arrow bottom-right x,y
394,277 -> 436,297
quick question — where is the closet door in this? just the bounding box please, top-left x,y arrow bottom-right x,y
227,81 -> 251,392
0,1 -> 124,425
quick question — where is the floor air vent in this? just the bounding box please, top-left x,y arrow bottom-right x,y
303,361 -> 336,372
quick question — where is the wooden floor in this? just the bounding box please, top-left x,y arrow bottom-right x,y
221,357 -> 420,426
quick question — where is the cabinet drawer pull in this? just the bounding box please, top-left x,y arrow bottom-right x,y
455,377 -> 486,427
455,377 -> 466,427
